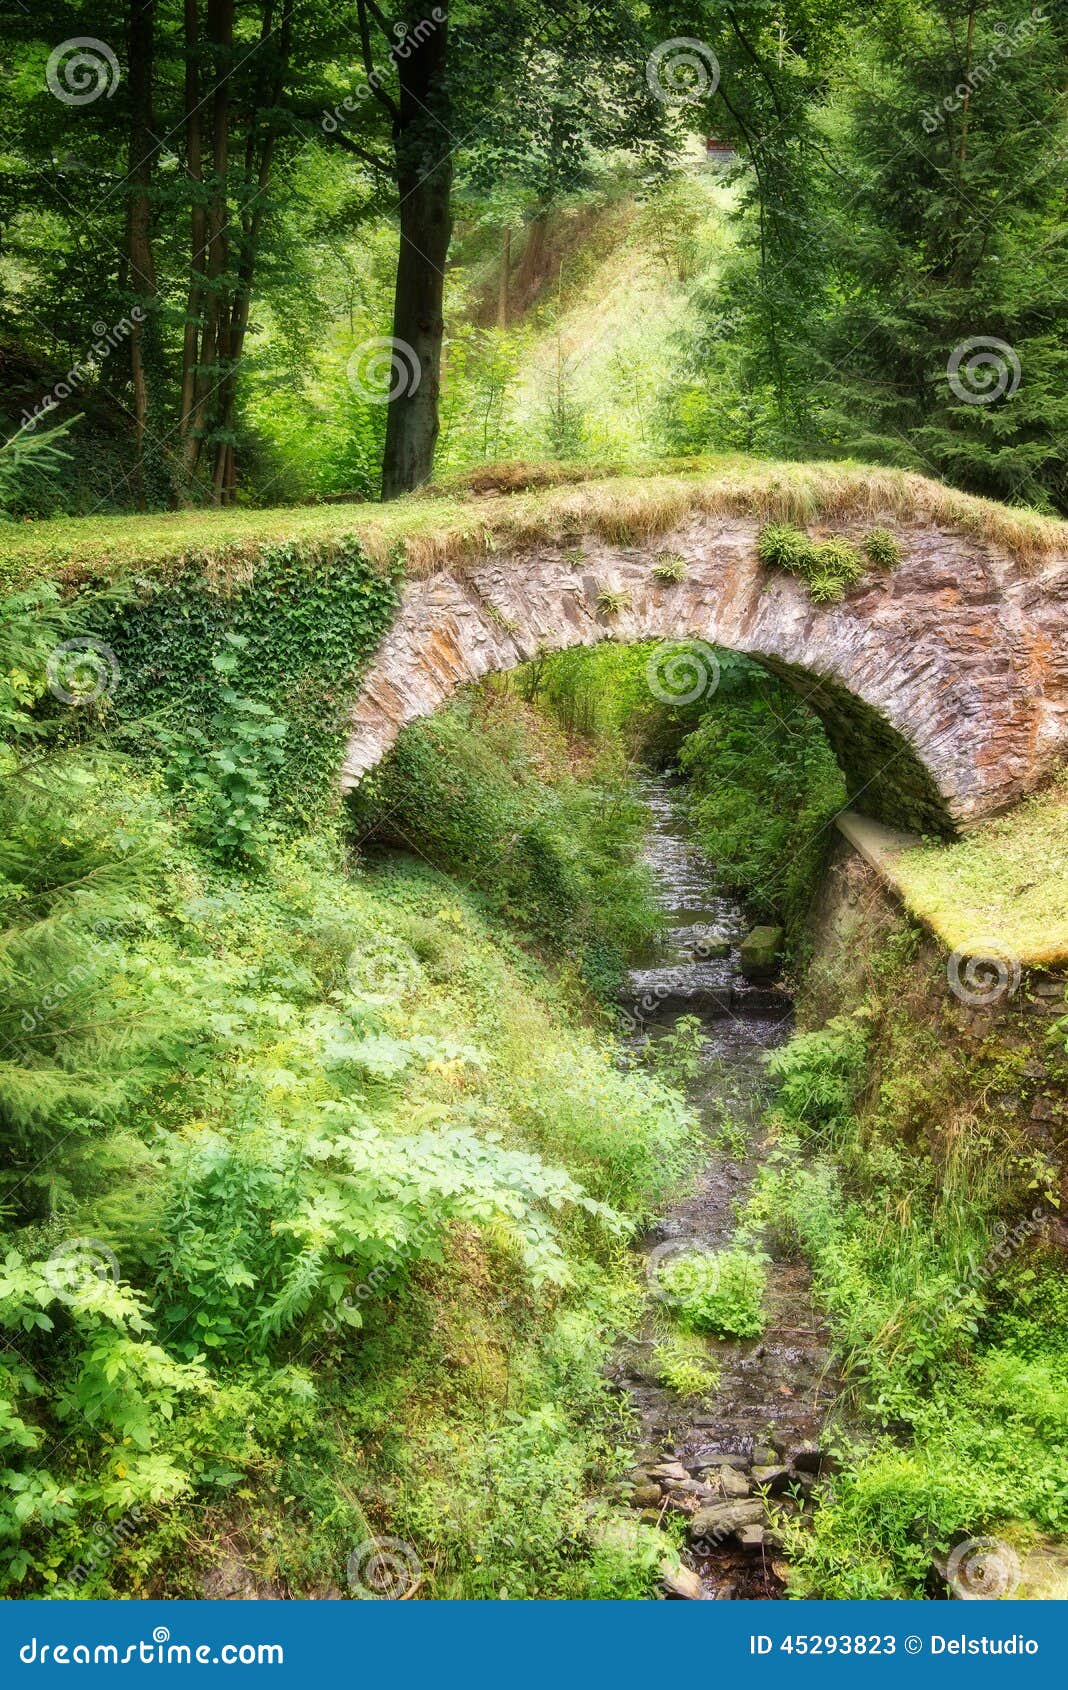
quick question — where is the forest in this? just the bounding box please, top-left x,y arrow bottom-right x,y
1,0 -> 1067,1611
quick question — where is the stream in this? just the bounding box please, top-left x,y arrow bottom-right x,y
612,775 -> 837,1600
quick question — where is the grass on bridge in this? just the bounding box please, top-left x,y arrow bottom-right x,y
2,455 -> 1066,590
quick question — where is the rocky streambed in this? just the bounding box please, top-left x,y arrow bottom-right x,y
611,776 -> 838,1600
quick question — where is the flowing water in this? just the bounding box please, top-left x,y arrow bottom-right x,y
611,775 -> 836,1600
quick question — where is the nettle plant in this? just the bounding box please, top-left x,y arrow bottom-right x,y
661,1245 -> 769,1339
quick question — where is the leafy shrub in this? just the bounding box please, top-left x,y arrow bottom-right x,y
646,1014 -> 704,1086
661,1246 -> 769,1338
653,1333 -> 719,1396
764,1015 -> 870,1142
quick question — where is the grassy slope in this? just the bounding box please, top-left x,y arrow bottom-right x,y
4,785 -> 696,1599
758,868 -> 1068,1599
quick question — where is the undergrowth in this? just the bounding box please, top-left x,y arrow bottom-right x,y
747,921 -> 1068,1598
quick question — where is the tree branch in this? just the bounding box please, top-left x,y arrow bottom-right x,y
356,0 -> 401,121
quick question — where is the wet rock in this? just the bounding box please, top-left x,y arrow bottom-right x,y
661,1560 -> 704,1600
751,1442 -> 778,1466
787,1441 -> 825,1474
739,926 -> 783,982
691,1449 -> 750,1471
731,984 -> 792,1016
650,1460 -> 690,1483
630,1479 -> 662,1508
715,1467 -> 752,1500
689,1500 -> 764,1544
751,1464 -> 791,1494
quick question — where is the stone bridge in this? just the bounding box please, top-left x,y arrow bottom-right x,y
340,502 -> 1068,833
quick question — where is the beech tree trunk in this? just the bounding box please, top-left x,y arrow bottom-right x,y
380,3 -> 452,501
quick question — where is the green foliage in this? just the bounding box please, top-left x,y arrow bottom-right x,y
764,1015 -> 870,1145
752,926 -> 1068,1596
756,521 -> 816,575
678,664 -> 846,954
864,528 -> 902,571
350,688 -> 659,998
651,552 -> 687,584
711,1117 -> 748,1160
646,1014 -> 704,1088
595,587 -> 631,617
0,585 -> 697,1596
103,540 -> 397,831
661,1246 -> 768,1339
756,523 -> 864,602
0,417 -> 79,518
652,1332 -> 719,1398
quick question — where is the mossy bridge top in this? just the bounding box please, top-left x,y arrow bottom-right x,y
7,459 -> 1068,835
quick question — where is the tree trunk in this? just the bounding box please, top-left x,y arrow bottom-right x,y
126,0 -> 158,509
497,226 -> 511,328
178,0 -> 206,487
380,2 -> 452,501
207,0 -> 291,502
184,0 -> 233,486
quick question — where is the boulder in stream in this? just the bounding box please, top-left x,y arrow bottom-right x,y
739,925 -> 783,981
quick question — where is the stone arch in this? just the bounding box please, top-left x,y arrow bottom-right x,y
340,509 -> 1068,832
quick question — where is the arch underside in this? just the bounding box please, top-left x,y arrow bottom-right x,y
341,515 -> 1067,832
